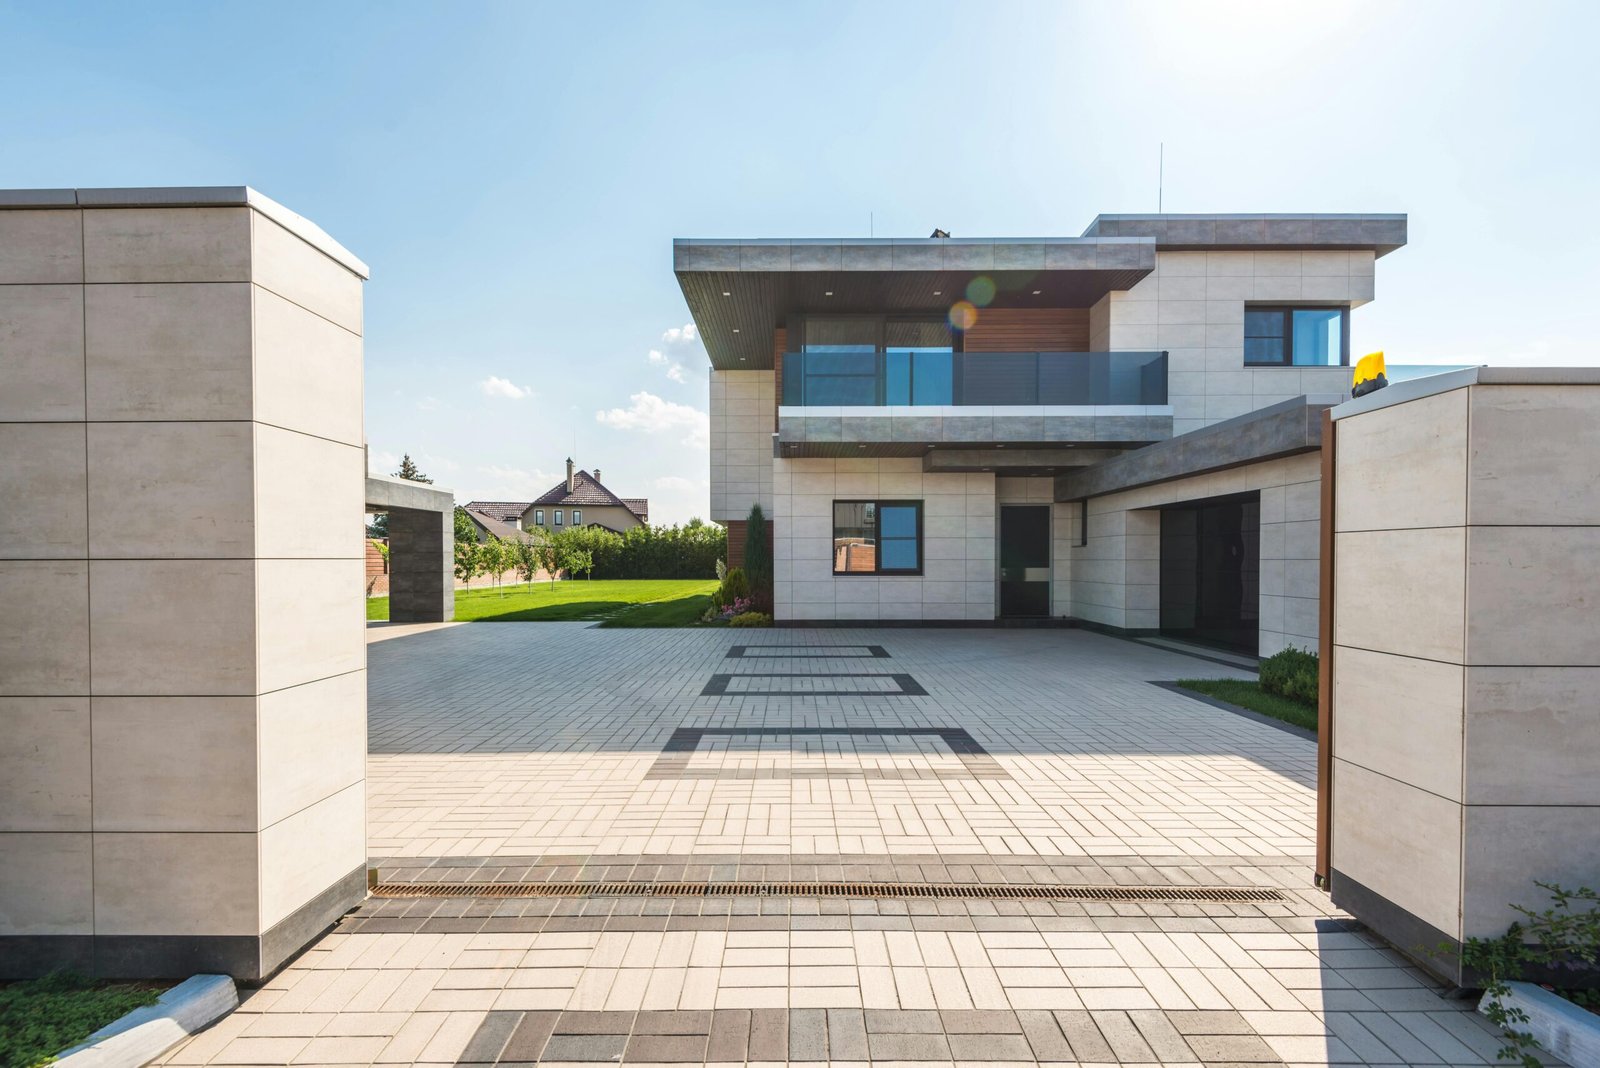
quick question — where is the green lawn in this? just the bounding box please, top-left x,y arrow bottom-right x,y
1,973 -> 163,1068
367,579 -> 720,625
1175,678 -> 1319,733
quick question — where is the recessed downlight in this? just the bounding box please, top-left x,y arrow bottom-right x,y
933,290 -> 942,295
1032,289 -> 1042,295
824,290 -> 833,296
733,328 -> 741,333
722,291 -> 731,297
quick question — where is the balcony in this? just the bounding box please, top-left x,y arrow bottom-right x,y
776,350 -> 1171,453
780,350 -> 1167,407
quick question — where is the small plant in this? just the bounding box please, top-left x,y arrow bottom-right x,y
728,611 -> 773,627
1455,882 -> 1600,1066
0,972 -> 161,1068
719,567 -> 750,603
715,559 -> 727,582
1259,646 -> 1318,706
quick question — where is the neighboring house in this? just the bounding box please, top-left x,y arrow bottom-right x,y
677,214 -> 1418,656
462,459 -> 649,539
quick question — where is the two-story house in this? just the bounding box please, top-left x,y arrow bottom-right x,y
463,458 -> 649,540
677,214 -> 1408,656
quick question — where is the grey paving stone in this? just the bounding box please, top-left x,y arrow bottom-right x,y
1128,1009 -> 1196,1061
1091,1010 -> 1157,1062
788,1007 -> 827,1061
553,1009 -> 637,1035
1167,1009 -> 1256,1034
747,1007 -> 787,1060
705,1009 -> 750,1062
1054,1009 -> 1116,1062
1017,1009 -> 1076,1060
947,1033 -> 1035,1061
866,1008 -> 944,1033
826,1008 -> 868,1060
632,1009 -> 710,1035
940,1009 -> 1023,1034
1186,1033 -> 1283,1061
622,1033 -> 709,1062
541,1033 -> 629,1061
457,1009 -> 521,1063
867,1031 -> 953,1060
499,1011 -> 558,1062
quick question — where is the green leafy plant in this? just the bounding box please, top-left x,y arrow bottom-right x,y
1455,882 -> 1600,1066
0,972 -> 161,1068
1258,646 -> 1318,706
728,611 -> 773,628
719,567 -> 750,603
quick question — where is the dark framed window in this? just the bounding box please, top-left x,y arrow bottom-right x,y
1244,306 -> 1349,367
572,509 -> 582,526
554,509 -> 563,526
833,500 -> 923,575
533,509 -> 544,526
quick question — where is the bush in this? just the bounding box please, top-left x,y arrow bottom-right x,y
546,521 -> 726,580
728,611 -> 773,628
1259,646 -> 1318,706
743,503 -> 773,613
719,567 -> 750,602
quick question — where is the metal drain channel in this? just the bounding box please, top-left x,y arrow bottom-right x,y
372,880 -> 1283,903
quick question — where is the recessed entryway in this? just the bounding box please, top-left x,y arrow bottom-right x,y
1158,491 -> 1261,655
998,504 -> 1051,618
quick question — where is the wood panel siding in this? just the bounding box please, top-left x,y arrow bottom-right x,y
725,519 -> 773,570
962,308 -> 1090,352
773,328 -> 785,422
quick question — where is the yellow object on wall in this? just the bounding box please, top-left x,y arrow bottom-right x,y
1352,351 -> 1388,398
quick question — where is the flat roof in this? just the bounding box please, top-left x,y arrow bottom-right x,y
1330,365 -> 1600,420
676,214 -> 1407,370
0,186 -> 369,278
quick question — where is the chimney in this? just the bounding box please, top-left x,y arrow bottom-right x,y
593,468 -> 601,485
566,457 -> 575,494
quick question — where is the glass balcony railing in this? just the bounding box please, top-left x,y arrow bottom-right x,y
780,350 -> 1168,407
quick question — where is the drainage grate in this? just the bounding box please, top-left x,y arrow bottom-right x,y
370,880 -> 1284,903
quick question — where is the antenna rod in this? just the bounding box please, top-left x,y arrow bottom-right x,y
1158,142 -> 1164,213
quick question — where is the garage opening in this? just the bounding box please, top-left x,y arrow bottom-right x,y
1158,492 -> 1261,655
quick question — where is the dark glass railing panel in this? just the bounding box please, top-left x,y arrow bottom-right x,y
780,351 -> 1167,407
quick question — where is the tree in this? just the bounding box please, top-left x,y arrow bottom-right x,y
453,506 -> 479,546
535,531 -> 562,583
511,533 -> 544,589
453,534 -> 479,589
394,454 -> 432,483
567,547 -> 595,580
367,512 -> 389,538
476,537 -> 509,594
743,503 -> 773,613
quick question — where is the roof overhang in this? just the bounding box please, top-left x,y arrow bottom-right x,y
1052,395 -> 1337,502
1081,213 -> 1407,258
675,237 -> 1155,370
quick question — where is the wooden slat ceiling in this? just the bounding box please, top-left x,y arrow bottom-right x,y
678,268 -> 1149,370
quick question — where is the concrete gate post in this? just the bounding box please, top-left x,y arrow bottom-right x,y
0,188 -> 370,979
1322,368 -> 1600,982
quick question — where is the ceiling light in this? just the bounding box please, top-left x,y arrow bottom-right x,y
722,291 -> 731,297
824,290 -> 833,296
1032,289 -> 1042,295
733,328 -> 740,333
933,290 -> 942,295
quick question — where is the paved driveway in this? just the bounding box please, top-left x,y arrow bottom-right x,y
159,626 -> 1529,1067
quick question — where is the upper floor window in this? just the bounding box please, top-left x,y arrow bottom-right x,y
789,316 -> 953,406
572,509 -> 582,526
1244,306 -> 1349,367
833,500 -> 923,575
533,509 -> 544,526
554,510 -> 563,526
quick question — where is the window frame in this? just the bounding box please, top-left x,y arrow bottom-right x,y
572,509 -> 582,526
553,509 -> 563,527
1243,305 -> 1351,367
533,509 -> 544,527
832,499 -> 925,577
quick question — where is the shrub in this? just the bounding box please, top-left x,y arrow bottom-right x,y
1259,646 -> 1318,706
719,567 -> 750,603
729,611 -> 773,628
743,503 -> 773,613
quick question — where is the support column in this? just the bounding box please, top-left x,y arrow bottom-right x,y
388,507 -> 454,622
0,188 -> 370,980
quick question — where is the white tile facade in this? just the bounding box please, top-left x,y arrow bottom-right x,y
1096,250 -> 1373,435
774,458 -> 995,621
708,369 -> 773,523
1067,453 -> 1322,657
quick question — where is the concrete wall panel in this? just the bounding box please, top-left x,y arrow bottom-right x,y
0,284 -> 86,420
1335,388 -> 1467,533
83,207 -> 251,284
84,283 -> 253,421
0,698 -> 91,832
0,424 -> 88,558
90,697 -> 257,832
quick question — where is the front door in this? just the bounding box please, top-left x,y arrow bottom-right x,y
999,506 -> 1051,618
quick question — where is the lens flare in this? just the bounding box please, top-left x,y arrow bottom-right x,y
965,276 -> 996,307
948,300 -> 978,331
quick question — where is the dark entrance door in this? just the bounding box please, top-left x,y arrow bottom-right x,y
1159,493 -> 1260,654
999,506 -> 1051,618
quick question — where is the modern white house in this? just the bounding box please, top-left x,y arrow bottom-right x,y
678,214 -> 1408,656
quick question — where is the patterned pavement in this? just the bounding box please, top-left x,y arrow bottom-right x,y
156,625 -> 1536,1067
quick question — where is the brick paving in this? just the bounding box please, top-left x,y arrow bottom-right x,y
156,625 -> 1544,1066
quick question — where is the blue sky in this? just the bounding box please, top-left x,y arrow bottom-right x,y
5,0 -> 1596,523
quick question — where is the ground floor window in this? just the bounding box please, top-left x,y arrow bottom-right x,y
833,500 -> 923,575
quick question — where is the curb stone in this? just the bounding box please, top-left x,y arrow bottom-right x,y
55,974 -> 238,1068
1480,980 -> 1600,1067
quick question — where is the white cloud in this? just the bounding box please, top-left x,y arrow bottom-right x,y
479,375 -> 532,400
596,391 -> 709,447
661,322 -> 698,345
367,448 -> 399,475
648,348 -> 691,384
